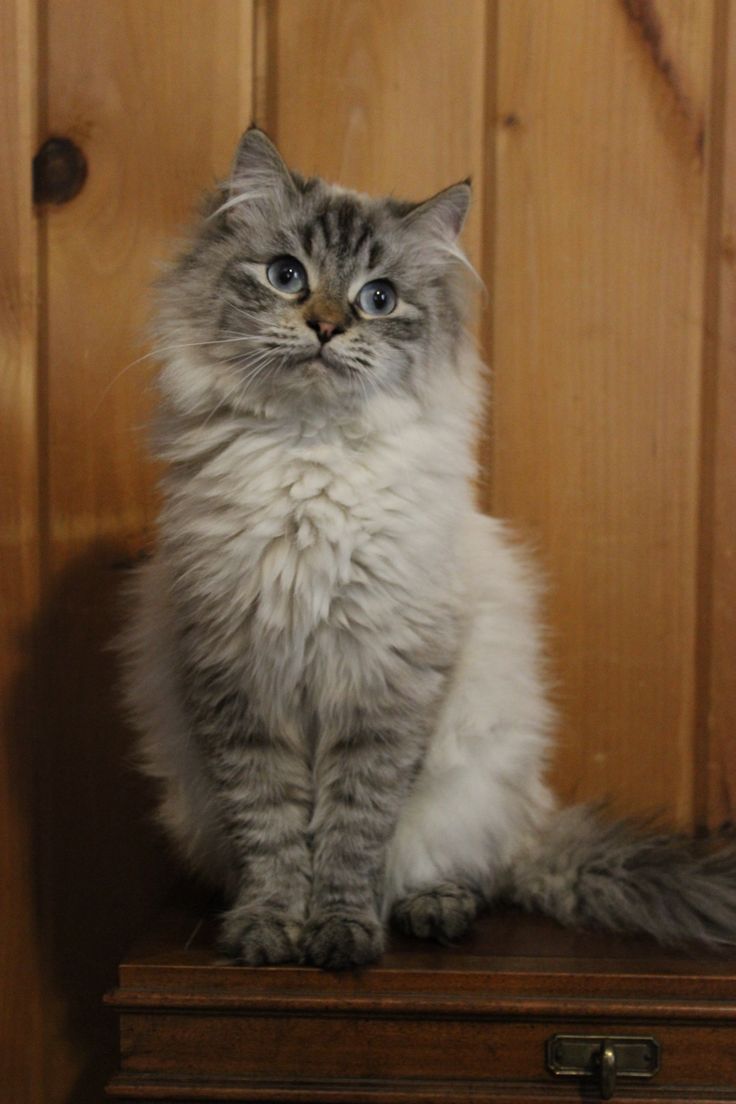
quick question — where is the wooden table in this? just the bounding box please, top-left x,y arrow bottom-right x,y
106,893 -> 736,1102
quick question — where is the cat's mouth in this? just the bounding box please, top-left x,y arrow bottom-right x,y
295,347 -> 351,377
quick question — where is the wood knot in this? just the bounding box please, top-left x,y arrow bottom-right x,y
33,136 -> 88,205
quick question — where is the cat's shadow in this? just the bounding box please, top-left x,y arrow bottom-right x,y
8,540 -> 176,1104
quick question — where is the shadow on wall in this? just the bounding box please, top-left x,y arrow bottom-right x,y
8,541 -> 177,1104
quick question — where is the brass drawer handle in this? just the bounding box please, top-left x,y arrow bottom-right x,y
599,1040 -> 616,1099
546,1034 -> 660,1100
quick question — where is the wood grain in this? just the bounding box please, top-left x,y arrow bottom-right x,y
490,0 -> 716,826
702,0 -> 736,829
106,898 -> 736,1102
45,0 -> 255,561
259,0 -> 489,273
38,3 -> 254,1100
0,2 -> 44,1102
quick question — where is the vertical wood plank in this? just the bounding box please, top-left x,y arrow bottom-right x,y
491,0 -> 715,826
259,0 -> 488,273
45,0 -> 254,560
703,0 -> 736,827
0,1 -> 44,1101
40,3 -> 254,1099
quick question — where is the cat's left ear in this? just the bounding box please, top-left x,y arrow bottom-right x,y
403,179 -> 471,241
227,126 -> 297,207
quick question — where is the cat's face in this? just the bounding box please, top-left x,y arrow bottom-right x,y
158,129 -> 471,416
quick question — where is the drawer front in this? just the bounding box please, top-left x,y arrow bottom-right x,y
110,1010 -> 736,1101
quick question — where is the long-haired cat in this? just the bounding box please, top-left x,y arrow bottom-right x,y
121,127 -> 736,968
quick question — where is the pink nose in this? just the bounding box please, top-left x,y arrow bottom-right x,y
307,317 -> 344,344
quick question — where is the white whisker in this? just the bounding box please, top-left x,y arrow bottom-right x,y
93,337 -> 268,417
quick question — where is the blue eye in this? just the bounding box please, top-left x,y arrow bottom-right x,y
266,256 -> 308,295
356,279 -> 397,317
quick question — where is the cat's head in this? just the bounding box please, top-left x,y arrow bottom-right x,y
156,128 -> 473,419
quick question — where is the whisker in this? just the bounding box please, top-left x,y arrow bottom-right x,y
92,336 -> 260,415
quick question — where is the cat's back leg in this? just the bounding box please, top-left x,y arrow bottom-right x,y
385,513 -> 555,940
393,882 -> 482,942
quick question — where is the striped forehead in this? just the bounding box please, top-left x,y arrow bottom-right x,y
297,194 -> 385,276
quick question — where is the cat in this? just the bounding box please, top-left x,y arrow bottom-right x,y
120,126 -> 736,969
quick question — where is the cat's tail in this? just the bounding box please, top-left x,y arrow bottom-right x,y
505,804 -> 736,947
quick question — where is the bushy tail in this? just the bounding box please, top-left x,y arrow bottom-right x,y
507,805 -> 736,947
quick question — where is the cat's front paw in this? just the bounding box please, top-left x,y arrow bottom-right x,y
302,910 -> 384,970
219,907 -> 302,966
392,882 -> 479,943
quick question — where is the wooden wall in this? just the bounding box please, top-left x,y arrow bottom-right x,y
2,4 -> 43,1101
491,0 -> 718,824
1,1 -> 734,1100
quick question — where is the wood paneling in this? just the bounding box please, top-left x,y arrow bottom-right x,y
259,0 -> 489,273
491,0 -> 716,825
0,2 -> 44,1101
45,0 -> 255,561
703,0 -> 736,828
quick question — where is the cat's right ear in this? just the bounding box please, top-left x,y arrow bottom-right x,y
402,180 -> 472,241
222,126 -> 296,216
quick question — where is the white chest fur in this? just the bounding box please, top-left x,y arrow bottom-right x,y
160,413 -> 471,722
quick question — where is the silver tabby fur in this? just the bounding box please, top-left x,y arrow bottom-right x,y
120,129 -> 736,968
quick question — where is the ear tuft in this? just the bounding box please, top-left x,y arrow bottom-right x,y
404,180 -> 471,240
229,126 -> 295,197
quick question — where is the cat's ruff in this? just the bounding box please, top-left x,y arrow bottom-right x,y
120,128 -> 736,969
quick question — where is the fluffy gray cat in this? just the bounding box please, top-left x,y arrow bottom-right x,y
121,127 -> 736,969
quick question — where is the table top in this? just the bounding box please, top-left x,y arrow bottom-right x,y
111,887 -> 736,1016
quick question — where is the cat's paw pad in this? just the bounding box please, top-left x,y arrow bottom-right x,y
392,882 -> 479,943
302,910 -> 384,970
219,908 -> 301,966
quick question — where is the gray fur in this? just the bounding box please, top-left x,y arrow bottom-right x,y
508,805 -> 736,947
152,127 -> 469,426
393,883 -> 481,943
121,128 -> 736,970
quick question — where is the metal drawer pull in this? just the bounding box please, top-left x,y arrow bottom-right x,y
546,1034 -> 660,1100
599,1040 -> 616,1099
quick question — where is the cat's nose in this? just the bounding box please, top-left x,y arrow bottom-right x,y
307,318 -> 344,344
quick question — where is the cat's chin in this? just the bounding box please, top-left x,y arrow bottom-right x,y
282,353 -> 363,397
223,356 -> 366,416
299,356 -> 332,375
293,350 -> 352,378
